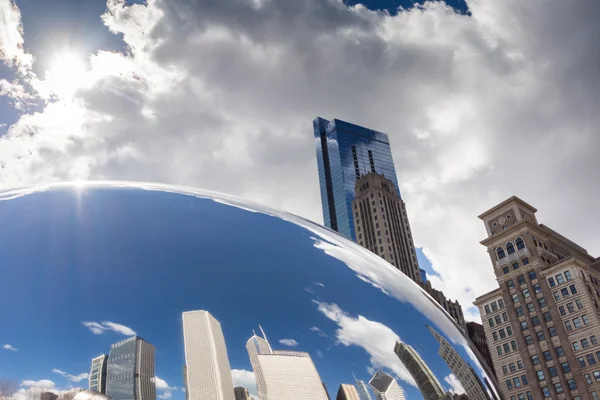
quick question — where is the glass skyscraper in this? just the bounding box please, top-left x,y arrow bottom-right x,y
313,117 -> 400,240
106,336 -> 156,400
89,354 -> 108,394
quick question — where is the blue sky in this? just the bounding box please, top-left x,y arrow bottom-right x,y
0,184 -> 494,400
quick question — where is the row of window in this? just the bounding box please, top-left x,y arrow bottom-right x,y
484,299 -> 506,315
565,314 -> 591,331
508,391 -> 534,400
573,335 -> 599,351
548,270 -> 573,287
524,325 -> 558,344
488,312 -> 508,328
496,340 -> 518,356
575,351 -> 600,369
501,360 -> 524,375
506,375 -> 529,390
585,371 -> 600,386
519,311 -> 553,331
506,270 -> 537,290
516,297 -> 547,317
531,346 -> 567,365
553,284 -> 578,301
496,237 -> 526,259
560,298 -> 585,315
492,326 -> 514,341
540,380 -> 577,397
502,258 -> 530,275
533,360 -> 572,376
511,286 -> 543,303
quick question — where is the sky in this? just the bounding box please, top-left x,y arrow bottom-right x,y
0,183 -> 497,400
0,0 -> 599,393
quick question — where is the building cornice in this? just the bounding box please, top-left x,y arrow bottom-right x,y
473,288 -> 503,306
539,256 -> 588,276
478,196 -> 537,220
480,220 -> 540,247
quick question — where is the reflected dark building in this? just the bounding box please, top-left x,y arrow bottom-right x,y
337,384 -> 360,400
106,336 -> 156,400
465,322 -> 495,377
233,387 -> 250,400
394,341 -> 444,400
41,392 -> 58,400
421,279 -> 465,328
89,354 -> 108,394
313,117 -> 400,240
368,370 -> 405,400
428,326 -> 489,400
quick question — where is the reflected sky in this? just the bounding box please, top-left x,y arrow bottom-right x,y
0,183 -> 499,400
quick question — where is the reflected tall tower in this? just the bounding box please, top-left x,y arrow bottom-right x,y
353,374 -> 373,400
89,354 -> 108,394
368,371 -> 405,400
394,341 -> 444,400
313,117 -> 400,240
245,327 -> 328,400
428,325 -> 489,400
336,384 -> 360,400
106,336 -> 155,400
182,311 -> 234,400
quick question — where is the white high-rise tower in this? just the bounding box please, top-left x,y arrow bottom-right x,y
245,327 -> 328,400
368,371 -> 405,400
182,311 -> 234,400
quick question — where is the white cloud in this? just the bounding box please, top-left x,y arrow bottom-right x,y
154,376 -> 176,399
3,343 -> 18,351
51,369 -> 89,383
0,0 -> 599,326
316,349 -> 324,358
231,369 -> 258,398
309,326 -> 328,337
315,282 -> 325,288
82,321 -> 136,336
444,374 -> 465,394
313,300 -> 416,387
20,380 -> 56,390
278,339 -> 298,347
157,393 -> 172,399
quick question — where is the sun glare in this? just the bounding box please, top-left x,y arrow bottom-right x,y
46,51 -> 88,98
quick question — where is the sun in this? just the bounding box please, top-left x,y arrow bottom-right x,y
45,51 -> 88,98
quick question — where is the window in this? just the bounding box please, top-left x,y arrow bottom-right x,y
554,291 -> 561,301
585,373 -> 593,385
570,284 -> 578,294
532,316 -> 540,326
593,392 -> 600,400
513,262 -> 520,270
562,287 -> 570,297
516,237 -> 525,250
573,341 -> 581,351
527,302 -> 535,313
556,274 -> 565,284
488,318 -> 495,328
502,365 -> 508,375
554,383 -> 563,394
567,302 -> 575,313
507,326 -> 513,336
573,317 -> 582,329
497,346 -> 502,356
549,366 -> 558,377
577,357 -> 586,368
594,371 -> 600,382
521,321 -> 528,331
556,346 -> 565,357
507,280 -> 515,290
523,289 -> 530,298
523,257 -> 530,266
518,394 -> 525,400
512,293 -> 519,303
565,270 -> 572,281
543,350 -> 552,361
559,305 -> 566,316
506,380 -> 513,390
582,338 -> 590,348
543,311 -> 552,321
549,327 -> 557,337
498,299 -> 505,308
497,247 -> 506,259
565,320 -> 573,331
504,343 -> 510,353
503,267 -> 510,275
533,284 -> 542,294
592,335 -> 598,345
532,355 -> 540,365
511,340 -> 518,351
495,315 -> 502,325
491,302 -> 499,312
518,275 -> 526,285
542,387 -> 550,398
548,277 -> 556,287
561,362 -> 571,373
507,242 -> 515,254
526,392 -> 533,400
538,297 -> 547,307
587,354 -> 596,365
513,377 -> 521,388
521,375 -> 528,385
500,329 -> 507,339
509,363 -> 516,372
537,370 -> 545,381
503,312 -> 508,322
516,306 -> 524,317
583,314 -> 590,325
576,299 -> 584,309
517,360 -> 524,369
493,332 -> 498,341
525,335 -> 533,345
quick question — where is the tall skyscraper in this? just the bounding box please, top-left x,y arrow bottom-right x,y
473,196 -> 600,400
106,336 -> 155,400
336,384 -> 361,400
368,371 -> 405,400
313,117 -> 400,240
89,354 -> 108,394
353,375 -> 373,400
245,327 -> 328,400
393,341 -> 444,400
182,310 -> 235,400
428,326 -> 489,400
233,387 -> 250,400
465,322 -> 495,377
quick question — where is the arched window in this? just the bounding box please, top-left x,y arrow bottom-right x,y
497,247 -> 506,259
506,242 -> 515,255
515,237 -> 525,250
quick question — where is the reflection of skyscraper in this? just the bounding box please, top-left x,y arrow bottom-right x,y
106,336 -> 156,400
89,354 -> 108,394
394,341 -> 444,400
313,117 -> 400,240
182,311 -> 234,400
245,327 -> 328,400
368,371 -> 405,400
233,387 -> 250,400
353,375 -> 373,400
428,326 -> 489,400
336,384 -> 361,400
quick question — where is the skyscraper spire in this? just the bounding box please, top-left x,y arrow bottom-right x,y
258,325 -> 272,353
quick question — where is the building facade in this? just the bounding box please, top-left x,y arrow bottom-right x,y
394,341 -> 444,400
106,336 -> 155,400
182,310 -> 234,400
428,326 -> 490,400
337,384 -> 361,400
233,387 -> 250,400
474,196 -> 600,400
89,354 -> 108,394
313,117 -> 400,240
368,370 -> 406,400
354,377 -> 374,400
246,328 -> 328,400
466,322 -> 496,377
421,279 -> 466,328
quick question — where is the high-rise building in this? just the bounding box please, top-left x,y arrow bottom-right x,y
337,384 -> 361,400
421,280 -> 466,328
245,327 -> 328,400
313,117 -> 400,240
89,354 -> 108,394
393,341 -> 444,400
428,325 -> 489,400
233,387 -> 250,400
182,310 -> 234,400
353,375 -> 373,400
368,371 -> 405,400
466,322 -> 495,377
473,196 -> 600,400
106,336 -> 155,400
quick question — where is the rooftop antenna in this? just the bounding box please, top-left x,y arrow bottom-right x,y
352,372 -> 358,382
259,325 -> 273,353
